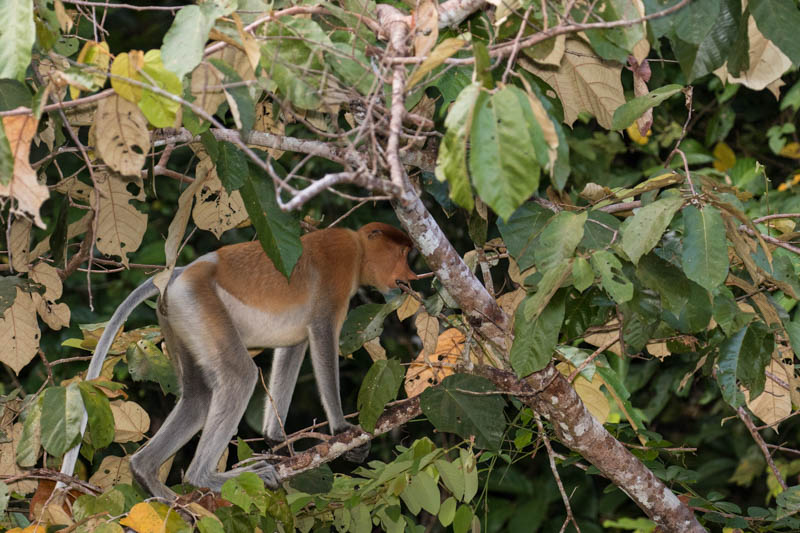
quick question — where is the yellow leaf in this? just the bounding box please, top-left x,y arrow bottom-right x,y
413,0 -> 439,58
713,142 -> 736,172
556,363 -> 610,423
407,38 -> 466,88
397,294 -> 421,321
71,41 -> 110,99
111,51 -> 145,102
626,123 -> 651,145
110,400 -> 150,442
120,502 -> 167,533
414,310 -> 440,357
405,328 -> 465,397
778,141 -> 800,159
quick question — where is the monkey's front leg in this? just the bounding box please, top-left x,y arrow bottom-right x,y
307,321 -> 370,463
263,342 -> 308,450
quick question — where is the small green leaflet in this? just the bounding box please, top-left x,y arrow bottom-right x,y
40,384 -> 84,457
611,85 -> 683,130
161,3 -> 223,80
357,359 -> 404,432
435,83 -> 480,212
511,290 -> 565,377
620,193 -> 683,265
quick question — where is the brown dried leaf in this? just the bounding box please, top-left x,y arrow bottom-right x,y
745,359 -> 791,428
191,47 -> 254,117
0,289 -> 41,374
520,40 -> 624,129
0,112 -> 49,227
405,328 -> 465,397
94,94 -> 150,176
33,295 -> 70,330
0,423 -> 37,494
252,102 -> 286,159
9,217 -> 32,273
89,455 -> 133,490
397,294 -> 421,321
192,175 -> 248,238
497,288 -> 525,318
91,171 -> 147,266
557,362 -> 610,423
407,38 -> 466,88
413,0 -> 439,58
715,17 -> 791,91
110,400 -> 150,443
584,320 -> 622,356
414,310 -> 439,357
30,263 -> 62,301
363,338 -> 387,362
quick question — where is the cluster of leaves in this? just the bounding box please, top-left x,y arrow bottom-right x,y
1,0 -> 800,531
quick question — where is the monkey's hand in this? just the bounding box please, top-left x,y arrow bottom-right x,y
344,441 -> 370,463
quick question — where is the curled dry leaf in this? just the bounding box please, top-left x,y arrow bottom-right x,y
715,17 -> 791,91
91,171 -> 148,267
110,400 -> 150,443
94,94 -> 151,177
405,328 -> 471,397
30,263 -> 62,301
584,320 -> 622,356
0,289 -> 41,374
9,217 -> 32,273
193,175 -> 248,238
413,0 -> 439,58
0,423 -> 37,495
397,294 -> 421,321
191,47 -> 255,117
89,455 -> 133,491
744,358 -> 792,428
520,40 -> 625,130
0,112 -> 49,228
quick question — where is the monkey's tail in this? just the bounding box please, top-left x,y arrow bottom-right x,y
57,270 -> 182,487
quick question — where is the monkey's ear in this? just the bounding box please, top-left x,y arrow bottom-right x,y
368,229 -> 383,239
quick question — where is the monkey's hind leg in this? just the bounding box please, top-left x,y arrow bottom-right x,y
129,321 -> 210,500
183,336 -> 280,491
263,341 -> 308,450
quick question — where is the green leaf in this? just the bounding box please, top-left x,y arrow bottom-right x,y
717,327 -> 747,407
138,50 -> 182,128
620,194 -> 684,264
438,497 -> 457,527
339,301 -> 399,355
0,79 -> 31,111
572,257 -> 594,292
197,516 -> 226,533
637,253 -> 689,315
737,321 -> 774,400
420,374 -> 506,450
0,119 -> 12,187
217,141 -> 249,193
0,481 -> 8,516
750,0 -> 800,65
40,384 -> 83,457
221,472 -> 267,514
289,464 -> 333,494
326,41 -> 374,96
460,448 -> 478,502
777,485 -> 800,516
160,3 -> 221,80
434,459 -> 465,502
681,205 -> 729,291
0,276 -> 43,315
511,290 -> 565,376
534,211 -> 587,271
413,471 -> 441,515
713,286 -> 753,336
497,203 -> 553,270
435,83 -> 480,212
612,85 -> 684,130
523,264 -> 572,321
590,250 -> 633,303
581,0 -> 645,62
73,489 -> 126,522
0,0 -> 35,81
469,86 -> 543,220
126,340 -> 179,396
16,396 -> 41,467
239,165 -> 302,279
77,382 -> 114,450
671,0 -> 741,81
357,359 -> 404,432
453,504 -> 473,533
209,58 -> 255,134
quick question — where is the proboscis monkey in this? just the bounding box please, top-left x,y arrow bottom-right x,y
58,223 -> 417,499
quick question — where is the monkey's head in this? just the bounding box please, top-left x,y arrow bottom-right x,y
358,222 -> 418,292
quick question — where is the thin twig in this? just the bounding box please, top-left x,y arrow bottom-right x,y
737,406 -> 788,490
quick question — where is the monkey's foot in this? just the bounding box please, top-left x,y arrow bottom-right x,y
344,441 -> 370,463
191,461 -> 280,491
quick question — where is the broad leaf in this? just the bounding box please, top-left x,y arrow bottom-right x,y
750,0 -> 800,65
591,250 -> 633,303
469,86 -> 544,220
0,0 -> 35,81
511,290 -> 566,376
612,85 -> 684,130
161,3 -> 222,79
40,384 -> 83,456
435,83 -> 481,211
420,374 -> 506,450
239,163 -> 302,279
497,203 -> 553,271
217,141 -> 249,193
358,359 -> 404,432
534,211 -> 587,271
126,340 -> 179,396
681,205 -> 729,291
77,382 -> 114,451
621,193 -> 684,264
717,327 -> 747,407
